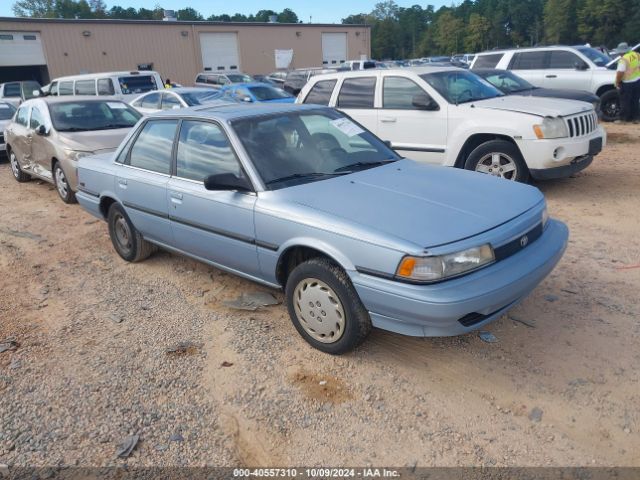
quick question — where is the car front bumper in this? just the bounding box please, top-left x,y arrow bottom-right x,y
350,219 -> 568,337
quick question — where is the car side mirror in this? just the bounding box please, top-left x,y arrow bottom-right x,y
32,90 -> 41,97
412,93 -> 439,111
36,124 -> 48,136
575,61 -> 589,71
204,173 -> 252,192
241,96 -> 252,103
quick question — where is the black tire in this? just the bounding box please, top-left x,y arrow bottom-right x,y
9,149 -> 31,183
464,140 -> 529,183
52,161 -> 77,204
107,203 -> 156,262
599,89 -> 621,122
285,257 -> 372,355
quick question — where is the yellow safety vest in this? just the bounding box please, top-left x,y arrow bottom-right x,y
621,51 -> 640,82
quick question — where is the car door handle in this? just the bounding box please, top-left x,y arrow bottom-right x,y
117,179 -> 127,188
545,75 -> 557,78
380,117 -> 397,123
169,192 -> 183,204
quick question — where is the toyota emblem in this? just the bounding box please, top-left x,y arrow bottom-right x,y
520,235 -> 529,247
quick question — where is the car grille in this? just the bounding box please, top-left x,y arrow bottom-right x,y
565,111 -> 598,138
493,222 -> 543,262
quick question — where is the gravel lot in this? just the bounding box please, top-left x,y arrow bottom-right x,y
0,123 -> 639,468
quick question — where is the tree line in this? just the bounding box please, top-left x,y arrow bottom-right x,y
11,0 -> 640,58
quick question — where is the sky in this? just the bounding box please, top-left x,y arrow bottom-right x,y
0,1 -> 451,23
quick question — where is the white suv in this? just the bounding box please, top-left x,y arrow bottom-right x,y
297,67 -> 606,182
471,46 -> 620,121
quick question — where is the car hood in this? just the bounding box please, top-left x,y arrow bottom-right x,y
276,160 -> 543,249
513,88 -> 599,103
473,95 -> 594,117
57,128 -> 131,153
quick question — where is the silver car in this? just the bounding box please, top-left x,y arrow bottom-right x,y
4,97 -> 141,203
130,87 -> 225,115
0,101 -> 17,153
75,104 -> 568,354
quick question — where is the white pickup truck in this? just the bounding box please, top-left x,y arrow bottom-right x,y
297,66 -> 606,182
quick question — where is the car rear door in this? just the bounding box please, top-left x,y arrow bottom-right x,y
543,50 -> 593,90
166,119 -> 260,276
508,51 -> 548,87
333,75 -> 378,135
115,119 -> 176,245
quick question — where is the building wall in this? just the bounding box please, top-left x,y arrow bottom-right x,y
0,19 -> 370,86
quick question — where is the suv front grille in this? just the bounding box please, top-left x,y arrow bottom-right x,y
565,111 -> 598,138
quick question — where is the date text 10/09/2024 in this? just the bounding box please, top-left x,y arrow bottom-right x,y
233,468 -> 401,478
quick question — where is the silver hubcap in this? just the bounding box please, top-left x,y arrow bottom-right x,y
10,152 -> 20,178
293,278 -> 345,344
475,152 -> 518,180
114,214 -> 132,253
55,166 -> 68,198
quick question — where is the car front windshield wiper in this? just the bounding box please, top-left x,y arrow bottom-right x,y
333,159 -> 397,173
100,124 -> 135,130
57,127 -> 92,132
265,172 -> 346,186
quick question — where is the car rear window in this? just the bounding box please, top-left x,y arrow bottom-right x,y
337,77 -> 376,109
472,54 -> 503,69
118,75 -> 158,95
303,80 -> 337,105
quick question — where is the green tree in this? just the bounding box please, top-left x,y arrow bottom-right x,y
465,13 -> 491,51
12,0 -> 56,17
544,0 -> 579,44
277,8 -> 299,23
434,11 -> 464,55
177,7 -> 203,21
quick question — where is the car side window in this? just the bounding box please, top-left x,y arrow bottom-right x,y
383,76 -> 431,109
337,77 -> 376,109
15,106 -> 29,126
207,75 -> 218,85
4,83 -> 21,97
509,51 -> 547,70
75,80 -> 97,95
473,54 -> 503,69
161,93 -> 181,110
141,92 -> 161,109
549,51 -> 583,69
30,106 -> 45,129
58,81 -> 74,96
97,78 -> 115,95
176,120 -> 242,181
196,75 -> 206,83
128,120 -> 178,174
303,80 -> 337,106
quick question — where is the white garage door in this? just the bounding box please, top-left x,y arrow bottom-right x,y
200,32 -> 240,72
0,31 -> 46,67
322,33 -> 347,66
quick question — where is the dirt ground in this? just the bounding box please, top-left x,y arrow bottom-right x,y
0,123 -> 639,468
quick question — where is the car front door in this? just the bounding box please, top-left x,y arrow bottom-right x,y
166,119 -> 259,277
377,75 -> 447,164
27,104 -> 52,179
115,119 -> 177,245
543,50 -> 592,90
333,76 -> 378,134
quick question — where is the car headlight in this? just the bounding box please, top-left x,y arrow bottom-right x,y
542,207 -> 549,228
533,116 -> 568,139
396,244 -> 495,283
64,150 -> 94,162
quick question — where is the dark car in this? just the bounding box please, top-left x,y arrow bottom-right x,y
475,69 -> 600,112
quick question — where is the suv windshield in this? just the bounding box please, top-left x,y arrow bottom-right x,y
22,81 -> 42,100
575,47 -> 610,67
180,90 -> 221,106
118,75 -> 158,95
420,70 -> 503,104
478,70 -> 535,94
232,109 -> 399,189
0,102 -> 16,120
248,85 -> 292,101
50,101 -> 142,132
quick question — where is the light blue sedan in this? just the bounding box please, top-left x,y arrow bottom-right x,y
76,103 -> 568,354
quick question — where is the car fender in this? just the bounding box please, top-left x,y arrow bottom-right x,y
276,236 -> 357,272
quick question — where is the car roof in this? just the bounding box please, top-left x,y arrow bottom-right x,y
221,82 -> 276,89
23,96 -> 130,105
53,71 -> 159,81
311,65 -> 463,80
147,102 -> 323,122
161,87 -> 216,94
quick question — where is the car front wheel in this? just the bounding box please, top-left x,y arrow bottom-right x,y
464,140 -> 529,183
285,257 -> 372,354
599,89 -> 620,122
9,150 -> 31,183
53,162 -> 77,204
107,203 -> 156,262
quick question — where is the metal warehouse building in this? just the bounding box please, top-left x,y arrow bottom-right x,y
0,17 -> 371,86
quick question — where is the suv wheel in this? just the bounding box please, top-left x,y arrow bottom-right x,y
285,257 -> 371,354
9,150 -> 31,183
464,140 -> 529,183
53,162 -> 77,204
600,90 -> 620,122
107,203 -> 156,262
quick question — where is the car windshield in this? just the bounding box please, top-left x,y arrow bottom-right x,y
50,101 -> 142,132
248,85 -> 293,101
227,74 -> 253,83
232,109 -> 400,189
0,102 -> 16,120
480,71 -> 535,93
118,75 -> 158,95
420,70 -> 504,104
180,90 -> 222,106
22,81 -> 42,100
576,47 -> 610,67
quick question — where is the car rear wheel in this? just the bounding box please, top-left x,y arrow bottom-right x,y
107,203 -> 156,262
464,140 -> 529,183
600,89 -> 620,122
53,162 -> 77,204
9,150 -> 31,183
285,257 -> 371,354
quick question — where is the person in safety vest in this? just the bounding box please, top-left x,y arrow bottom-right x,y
164,78 -> 173,89
614,42 -> 640,123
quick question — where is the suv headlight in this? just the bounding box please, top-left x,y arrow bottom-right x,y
396,244 -> 495,283
64,150 -> 94,162
533,117 -> 568,139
